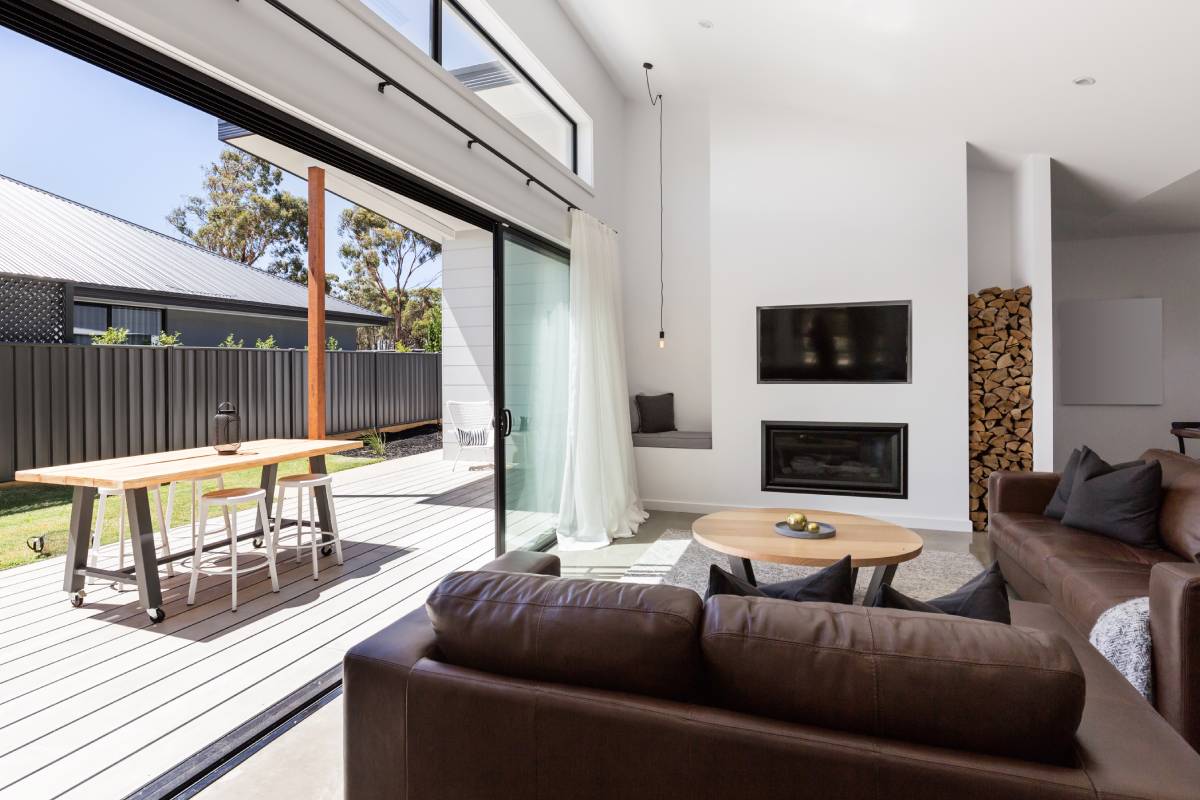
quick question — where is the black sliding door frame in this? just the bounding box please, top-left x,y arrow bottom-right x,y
0,0 -> 570,248
492,224 -> 508,556
491,226 -> 571,557
0,1 -> 569,794
0,0 -> 571,555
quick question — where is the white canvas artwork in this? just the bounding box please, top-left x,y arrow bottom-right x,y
1057,298 -> 1163,405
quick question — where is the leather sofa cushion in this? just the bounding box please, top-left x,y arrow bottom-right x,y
990,512 -> 1177,586
701,596 -> 1086,764
1141,448 -> 1200,488
426,570 -> 703,700
1043,556 -> 1156,635
1142,448 -> 1200,560
1155,467 -> 1200,562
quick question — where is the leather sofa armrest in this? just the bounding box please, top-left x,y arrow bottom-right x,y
344,608 -> 438,800
343,552 -> 558,799
478,550 -> 561,576
987,470 -> 1060,515
1150,561 -> 1200,751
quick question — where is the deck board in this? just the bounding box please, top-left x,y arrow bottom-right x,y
0,451 -> 502,800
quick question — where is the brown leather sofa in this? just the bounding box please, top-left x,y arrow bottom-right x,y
343,550 -> 1200,799
989,448 -> 1200,752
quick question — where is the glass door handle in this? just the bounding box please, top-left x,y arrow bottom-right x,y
501,408 -> 513,437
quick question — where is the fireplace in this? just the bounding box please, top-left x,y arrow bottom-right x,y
762,421 -> 907,498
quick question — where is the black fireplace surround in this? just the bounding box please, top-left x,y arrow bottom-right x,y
762,421 -> 908,499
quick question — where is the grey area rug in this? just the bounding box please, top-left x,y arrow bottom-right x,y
623,528 -> 983,602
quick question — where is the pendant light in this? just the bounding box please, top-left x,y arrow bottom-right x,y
644,62 -> 665,349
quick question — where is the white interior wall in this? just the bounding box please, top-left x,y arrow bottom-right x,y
1013,154 -> 1055,470
967,167 -> 1015,292
634,105 -> 971,532
1053,233 -> 1199,465
441,228 -> 493,461
620,97 -> 712,431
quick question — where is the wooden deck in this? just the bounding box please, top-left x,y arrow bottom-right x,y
0,451 -> 508,800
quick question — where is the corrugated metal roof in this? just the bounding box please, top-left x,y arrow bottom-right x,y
0,174 -> 388,324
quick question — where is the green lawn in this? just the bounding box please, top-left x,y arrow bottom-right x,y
0,454 -> 380,571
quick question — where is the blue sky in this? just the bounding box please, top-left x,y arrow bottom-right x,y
0,26 -> 439,284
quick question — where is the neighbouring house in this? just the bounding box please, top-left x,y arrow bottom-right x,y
0,173 -> 387,348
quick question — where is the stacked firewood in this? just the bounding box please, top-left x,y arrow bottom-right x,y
968,286 -> 1033,531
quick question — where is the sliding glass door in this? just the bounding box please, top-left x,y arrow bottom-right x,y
497,229 -> 569,552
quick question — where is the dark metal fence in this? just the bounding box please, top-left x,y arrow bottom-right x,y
0,344 -> 441,481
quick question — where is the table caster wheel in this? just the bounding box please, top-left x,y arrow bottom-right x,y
253,537 -> 264,548
70,591 -> 86,608
321,544 -> 334,557
147,607 -> 166,623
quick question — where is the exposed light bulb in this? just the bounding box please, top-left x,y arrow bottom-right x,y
658,330 -> 666,349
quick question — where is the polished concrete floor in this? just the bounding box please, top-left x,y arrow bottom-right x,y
199,691 -> 344,799
198,512 -> 982,798
197,511 -> 698,799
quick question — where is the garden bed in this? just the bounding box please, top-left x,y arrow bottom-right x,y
342,424 -> 443,461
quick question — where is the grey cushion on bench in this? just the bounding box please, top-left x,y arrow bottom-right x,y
633,430 -> 712,449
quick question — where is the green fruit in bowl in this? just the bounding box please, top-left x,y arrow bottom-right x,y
786,512 -> 808,530
806,521 -> 821,533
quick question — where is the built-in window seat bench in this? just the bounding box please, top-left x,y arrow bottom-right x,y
629,395 -> 711,449
632,430 -> 712,449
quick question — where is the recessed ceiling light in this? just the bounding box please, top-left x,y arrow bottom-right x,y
698,19 -> 714,29
1073,76 -> 1096,86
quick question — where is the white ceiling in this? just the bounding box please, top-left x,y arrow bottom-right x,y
559,0 -> 1200,237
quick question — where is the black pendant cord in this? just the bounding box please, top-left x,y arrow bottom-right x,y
644,63 -> 664,345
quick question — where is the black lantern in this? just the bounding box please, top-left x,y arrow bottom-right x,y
213,401 -> 241,455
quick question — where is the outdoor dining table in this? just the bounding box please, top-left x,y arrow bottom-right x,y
15,438 -> 359,622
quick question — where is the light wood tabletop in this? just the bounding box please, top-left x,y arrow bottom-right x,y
15,438 -> 359,490
692,507 -> 923,568
29,438 -> 360,623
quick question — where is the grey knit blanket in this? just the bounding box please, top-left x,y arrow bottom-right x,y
1089,596 -> 1153,701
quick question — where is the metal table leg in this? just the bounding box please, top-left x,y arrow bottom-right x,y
64,486 -> 96,605
125,487 -> 166,622
309,454 -> 335,555
863,563 -> 898,606
729,556 -> 756,585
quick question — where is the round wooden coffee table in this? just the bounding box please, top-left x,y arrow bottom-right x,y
692,508 -> 923,604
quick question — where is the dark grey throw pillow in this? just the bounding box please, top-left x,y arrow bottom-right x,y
1061,449 -> 1162,548
635,393 -> 676,433
705,556 -> 854,605
1044,447 -> 1083,520
1045,446 -> 1143,520
873,561 -> 1010,624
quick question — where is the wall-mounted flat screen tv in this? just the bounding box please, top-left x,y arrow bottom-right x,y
758,301 -> 911,383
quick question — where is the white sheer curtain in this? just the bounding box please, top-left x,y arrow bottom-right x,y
556,210 -> 647,550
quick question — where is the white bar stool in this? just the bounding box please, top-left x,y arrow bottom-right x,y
90,485 -> 177,581
273,473 -> 343,580
189,486 -> 278,612
88,476 -> 232,584
179,475 -> 230,547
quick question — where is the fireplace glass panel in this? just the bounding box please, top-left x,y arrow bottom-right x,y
762,422 -> 907,498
